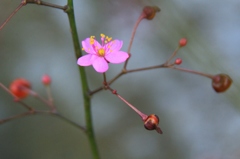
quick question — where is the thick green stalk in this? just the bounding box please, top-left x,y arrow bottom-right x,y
65,1 -> 100,159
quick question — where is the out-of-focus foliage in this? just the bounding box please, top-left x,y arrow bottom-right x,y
0,0 -> 240,159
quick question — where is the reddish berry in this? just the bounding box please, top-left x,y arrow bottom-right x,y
179,38 -> 187,47
41,74 -> 51,85
212,74 -> 232,93
144,114 -> 163,134
9,78 -> 31,99
175,58 -> 182,65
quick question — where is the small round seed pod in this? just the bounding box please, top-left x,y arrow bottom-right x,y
212,74 -> 232,93
144,114 -> 163,134
143,6 -> 161,20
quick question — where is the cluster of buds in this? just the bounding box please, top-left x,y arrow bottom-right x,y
77,6 -> 233,134
0,3 -> 233,137
164,38 -> 233,93
8,74 -> 52,100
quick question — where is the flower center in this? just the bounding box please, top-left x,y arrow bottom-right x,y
98,48 -> 105,57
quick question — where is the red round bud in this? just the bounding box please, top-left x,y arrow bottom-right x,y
212,74 -> 232,93
112,90 -> 117,94
179,38 -> 187,47
9,78 -> 31,99
175,58 -> 182,65
143,6 -> 161,20
144,114 -> 163,134
41,74 -> 51,85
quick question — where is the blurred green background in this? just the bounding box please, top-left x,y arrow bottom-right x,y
0,0 -> 240,159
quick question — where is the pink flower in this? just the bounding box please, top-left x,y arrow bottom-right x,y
77,34 -> 129,73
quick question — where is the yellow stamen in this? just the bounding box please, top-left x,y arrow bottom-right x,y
100,33 -> 105,38
106,36 -> 112,42
90,36 -> 95,45
98,48 -> 105,57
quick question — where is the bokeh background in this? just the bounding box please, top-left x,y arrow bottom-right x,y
0,0 -> 240,159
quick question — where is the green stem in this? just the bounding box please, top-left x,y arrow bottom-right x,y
65,1 -> 100,159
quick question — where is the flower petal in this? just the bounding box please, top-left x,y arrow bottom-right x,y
105,40 -> 123,52
82,38 -> 102,54
82,38 -> 95,54
77,54 -> 97,66
92,57 -> 109,73
105,51 -> 129,63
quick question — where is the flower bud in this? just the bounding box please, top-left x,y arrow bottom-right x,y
143,6 -> 160,20
144,114 -> 163,134
41,74 -> 51,85
9,78 -> 31,99
212,74 -> 232,93
175,58 -> 182,65
179,38 -> 187,47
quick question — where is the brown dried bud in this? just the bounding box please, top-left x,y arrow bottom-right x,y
144,114 -> 163,134
212,74 -> 232,93
143,6 -> 160,20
